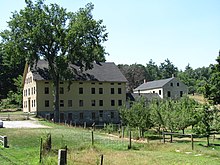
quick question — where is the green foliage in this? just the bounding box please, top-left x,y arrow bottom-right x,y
203,54 -> 220,104
121,96 -> 200,135
119,98 -> 152,137
0,0 -> 108,121
193,104 -> 220,146
159,58 -> 178,79
150,97 -> 199,132
118,63 -> 146,92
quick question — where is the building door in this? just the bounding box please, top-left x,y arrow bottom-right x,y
28,98 -> 31,112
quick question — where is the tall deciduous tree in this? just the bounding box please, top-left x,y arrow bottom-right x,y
0,0 -> 108,122
159,58 -> 178,79
118,63 -> 146,92
193,104 -> 220,146
203,53 -> 220,104
145,59 -> 160,81
119,98 -> 152,137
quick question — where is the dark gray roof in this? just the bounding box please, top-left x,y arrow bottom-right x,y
31,60 -> 127,82
134,77 -> 174,91
127,93 -> 160,101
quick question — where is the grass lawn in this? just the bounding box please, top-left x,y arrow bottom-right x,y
0,121 -> 220,165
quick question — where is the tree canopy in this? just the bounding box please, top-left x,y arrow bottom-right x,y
0,0 -> 108,121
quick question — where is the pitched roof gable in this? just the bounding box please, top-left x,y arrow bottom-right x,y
134,77 -> 174,91
30,60 -> 127,82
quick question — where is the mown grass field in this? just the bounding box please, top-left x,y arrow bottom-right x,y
0,120 -> 220,165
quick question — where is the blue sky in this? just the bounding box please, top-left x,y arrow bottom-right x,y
1,0 -> 220,70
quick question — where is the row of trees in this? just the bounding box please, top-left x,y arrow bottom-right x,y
118,55 -> 220,104
119,96 -> 220,146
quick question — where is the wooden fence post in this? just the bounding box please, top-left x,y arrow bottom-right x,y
128,130 -> 132,149
100,154 -> 104,165
58,149 -> 67,165
39,138 -> 42,163
84,122 -> 86,129
191,134 -> 194,150
91,131 -> 94,146
3,136 -> 8,148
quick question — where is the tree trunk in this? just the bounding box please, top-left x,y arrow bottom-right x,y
182,129 -> 185,134
54,76 -> 60,123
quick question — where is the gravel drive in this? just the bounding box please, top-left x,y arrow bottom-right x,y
2,120 -> 50,128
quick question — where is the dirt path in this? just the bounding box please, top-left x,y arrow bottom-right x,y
2,120 -> 50,128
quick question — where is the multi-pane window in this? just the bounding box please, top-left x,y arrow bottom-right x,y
118,88 -> 122,94
92,112 -> 96,120
32,100 -> 34,107
99,110 -> 103,118
99,88 -> 103,94
111,112 -> 114,119
60,113 -> 64,121
45,100 -> 50,107
99,100 -> 103,106
31,100 -> 36,108
60,87 -> 64,94
68,113 -> 72,121
91,88 -> 95,94
45,87 -> 49,94
28,88 -> 30,96
68,100 -> 72,107
79,88 -> 83,94
31,88 -> 33,95
33,87 -> 36,94
111,100 -> 115,106
118,100 -> 122,106
60,100 -> 64,107
80,113 -> 84,119
91,100 -> 96,106
111,88 -> 114,94
79,100 -> 83,107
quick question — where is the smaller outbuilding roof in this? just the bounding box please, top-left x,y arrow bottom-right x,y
127,93 -> 161,101
134,77 -> 174,91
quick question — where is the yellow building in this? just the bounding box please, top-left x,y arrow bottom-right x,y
22,60 -> 127,125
